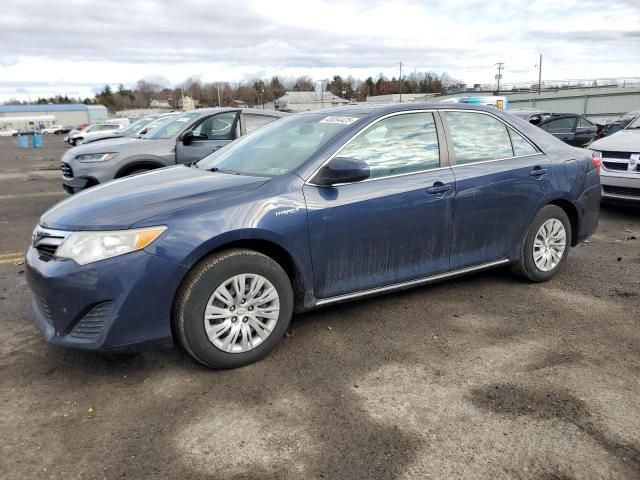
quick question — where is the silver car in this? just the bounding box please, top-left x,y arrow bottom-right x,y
61,108 -> 288,193
589,114 -> 640,202
79,113 -> 177,145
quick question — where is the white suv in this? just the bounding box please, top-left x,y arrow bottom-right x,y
589,115 -> 640,203
66,123 -> 124,146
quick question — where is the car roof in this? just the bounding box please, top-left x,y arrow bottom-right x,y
295,102 -> 513,118
183,107 -> 289,118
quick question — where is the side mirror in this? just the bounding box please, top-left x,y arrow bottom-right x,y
181,131 -> 194,146
313,157 -> 370,186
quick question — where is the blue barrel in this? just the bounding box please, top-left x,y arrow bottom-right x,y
32,134 -> 43,148
17,135 -> 29,148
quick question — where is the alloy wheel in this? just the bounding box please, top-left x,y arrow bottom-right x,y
203,274 -> 280,353
533,218 -> 567,272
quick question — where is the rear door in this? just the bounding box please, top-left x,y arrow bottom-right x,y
539,116 -> 578,145
442,110 -> 552,270
304,111 -> 455,299
175,111 -> 240,164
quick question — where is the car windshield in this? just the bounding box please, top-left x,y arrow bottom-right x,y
196,112 -> 365,176
144,112 -> 201,140
118,117 -> 154,135
625,115 -> 640,129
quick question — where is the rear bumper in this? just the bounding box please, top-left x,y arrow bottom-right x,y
26,247 -> 189,350
576,184 -> 601,243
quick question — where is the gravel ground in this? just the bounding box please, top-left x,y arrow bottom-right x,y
0,136 -> 638,480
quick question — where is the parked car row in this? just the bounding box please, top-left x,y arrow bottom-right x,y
79,113 -> 178,145
510,108 -> 640,202
508,109 -> 601,147
60,108 -> 287,193
25,103 -> 603,369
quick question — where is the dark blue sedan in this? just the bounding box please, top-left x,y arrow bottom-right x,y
26,104 -> 601,368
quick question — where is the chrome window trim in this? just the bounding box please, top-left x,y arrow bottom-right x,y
439,108 -> 543,166
315,259 -> 510,306
449,152 -> 544,169
305,109 -> 445,187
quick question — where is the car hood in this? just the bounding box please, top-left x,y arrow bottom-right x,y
40,166 -> 270,230
590,129 -> 640,152
64,137 -> 171,157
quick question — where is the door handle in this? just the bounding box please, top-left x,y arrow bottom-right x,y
529,167 -> 548,177
426,182 -> 453,194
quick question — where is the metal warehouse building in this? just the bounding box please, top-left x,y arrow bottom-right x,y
432,86 -> 640,123
0,104 -> 108,130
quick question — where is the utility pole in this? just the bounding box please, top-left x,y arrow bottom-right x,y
217,85 -> 221,107
399,61 -> 403,103
317,79 -> 327,109
495,62 -> 504,94
535,54 -> 542,95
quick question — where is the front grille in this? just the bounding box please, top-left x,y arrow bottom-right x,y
602,151 -> 635,160
603,161 -> 628,171
36,244 -> 58,260
32,228 -> 67,261
69,302 -> 113,340
603,185 -> 640,197
61,162 -> 73,178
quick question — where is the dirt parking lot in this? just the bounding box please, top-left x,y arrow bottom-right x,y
0,136 -> 638,480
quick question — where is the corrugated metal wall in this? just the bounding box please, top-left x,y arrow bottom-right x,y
509,91 -> 640,118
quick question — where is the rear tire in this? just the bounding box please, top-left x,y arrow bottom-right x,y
174,249 -> 293,369
512,205 -> 572,282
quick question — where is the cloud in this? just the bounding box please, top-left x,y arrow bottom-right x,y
0,0 -> 639,100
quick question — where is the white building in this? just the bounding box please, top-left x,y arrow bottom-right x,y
178,96 -> 197,110
0,104 -> 108,129
275,91 -> 349,112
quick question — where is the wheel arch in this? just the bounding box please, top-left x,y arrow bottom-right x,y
115,159 -> 166,178
171,233 -> 308,318
547,198 -> 579,246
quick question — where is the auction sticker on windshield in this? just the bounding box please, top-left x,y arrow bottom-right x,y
319,116 -> 359,125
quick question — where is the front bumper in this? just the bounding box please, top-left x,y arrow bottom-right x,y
600,172 -> 640,202
61,156 -> 117,193
25,246 -> 188,350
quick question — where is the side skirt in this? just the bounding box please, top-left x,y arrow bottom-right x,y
314,259 -> 510,307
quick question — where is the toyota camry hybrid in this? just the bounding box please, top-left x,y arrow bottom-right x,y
26,104 -> 601,369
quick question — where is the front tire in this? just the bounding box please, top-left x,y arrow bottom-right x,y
512,205 -> 571,282
174,249 -> 294,369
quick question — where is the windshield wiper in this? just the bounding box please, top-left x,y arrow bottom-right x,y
209,167 -> 240,174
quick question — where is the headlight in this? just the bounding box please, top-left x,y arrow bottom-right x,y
56,226 -> 166,265
75,153 -> 118,163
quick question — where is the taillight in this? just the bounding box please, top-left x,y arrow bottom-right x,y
591,150 -> 602,174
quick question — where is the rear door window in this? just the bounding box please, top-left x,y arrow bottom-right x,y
541,117 -> 577,132
578,117 -> 595,128
444,111 -> 513,164
244,114 -> 279,133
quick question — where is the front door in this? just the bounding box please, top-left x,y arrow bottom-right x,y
175,111 -> 240,164
441,110 -> 553,270
303,112 -> 455,299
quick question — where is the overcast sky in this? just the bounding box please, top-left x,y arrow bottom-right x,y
1,0 -> 639,101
